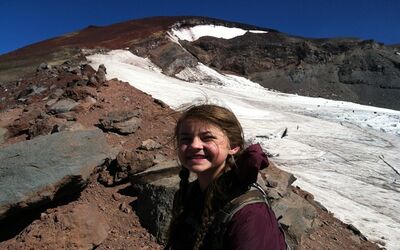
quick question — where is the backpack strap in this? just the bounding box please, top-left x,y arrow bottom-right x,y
212,181 -> 291,250
220,188 -> 268,224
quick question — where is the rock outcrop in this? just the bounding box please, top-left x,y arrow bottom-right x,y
98,110 -> 142,135
0,129 -> 117,220
180,34 -> 400,110
130,160 -> 181,243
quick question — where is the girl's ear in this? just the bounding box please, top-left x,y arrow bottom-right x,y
228,146 -> 240,155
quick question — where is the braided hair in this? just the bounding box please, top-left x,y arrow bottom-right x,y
167,104 -> 244,250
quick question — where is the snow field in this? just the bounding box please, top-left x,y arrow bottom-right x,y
88,49 -> 400,249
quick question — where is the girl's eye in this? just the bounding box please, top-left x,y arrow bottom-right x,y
202,135 -> 216,142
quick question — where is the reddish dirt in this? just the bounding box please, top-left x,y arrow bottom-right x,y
0,78 -> 381,249
0,17 -> 184,61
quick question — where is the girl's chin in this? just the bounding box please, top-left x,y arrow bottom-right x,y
183,159 -> 227,174
184,163 -> 213,173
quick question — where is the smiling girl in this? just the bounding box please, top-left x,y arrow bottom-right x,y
165,104 -> 287,250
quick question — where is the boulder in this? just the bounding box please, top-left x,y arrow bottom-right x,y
49,98 -> 79,114
37,63 -> 49,71
7,107 -> 44,137
261,162 -> 296,197
98,110 -> 142,135
57,121 -> 88,132
63,86 -> 97,101
0,129 -> 117,220
0,127 -> 7,144
74,96 -> 97,112
95,64 -> 107,85
27,117 -> 58,139
139,139 -> 162,151
129,160 -> 181,243
271,191 -> 318,246
98,149 -> 157,186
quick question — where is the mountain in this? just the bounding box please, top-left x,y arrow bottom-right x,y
1,16 -> 400,110
1,16 -> 399,249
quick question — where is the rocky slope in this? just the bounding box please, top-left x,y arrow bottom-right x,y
0,16 -> 391,249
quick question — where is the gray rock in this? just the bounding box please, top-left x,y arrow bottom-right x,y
30,85 -> 47,96
149,42 -> 198,76
130,160 -> 181,243
112,117 -> 141,134
49,98 -> 79,114
0,127 -> 7,144
58,121 -> 88,132
0,129 -> 117,220
48,88 -> 64,99
95,64 -> 107,84
139,139 -> 162,151
98,111 -> 142,135
261,165 -> 296,197
45,98 -> 58,107
271,191 -> 318,246
37,63 -> 49,71
89,76 -> 98,86
98,64 -> 107,74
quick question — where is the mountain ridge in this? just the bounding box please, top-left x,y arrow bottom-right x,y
1,16 -> 400,110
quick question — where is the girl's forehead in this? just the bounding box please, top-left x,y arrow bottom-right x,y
179,119 -> 224,134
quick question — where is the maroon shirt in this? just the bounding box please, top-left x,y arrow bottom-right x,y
225,203 -> 287,250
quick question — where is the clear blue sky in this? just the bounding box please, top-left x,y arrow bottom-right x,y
1,0 -> 399,55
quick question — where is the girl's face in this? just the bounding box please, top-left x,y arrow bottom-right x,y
177,119 -> 238,180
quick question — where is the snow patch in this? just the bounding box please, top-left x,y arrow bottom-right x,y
170,24 -> 268,42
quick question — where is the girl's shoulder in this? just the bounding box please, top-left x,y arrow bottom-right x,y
226,202 -> 287,250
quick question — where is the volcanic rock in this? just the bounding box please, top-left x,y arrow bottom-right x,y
0,129 -> 117,220
100,149 -> 157,185
0,127 -> 7,144
139,139 -> 162,151
148,42 -> 198,75
98,110 -> 142,134
49,98 -> 79,114
129,160 -> 181,243
27,116 -> 65,139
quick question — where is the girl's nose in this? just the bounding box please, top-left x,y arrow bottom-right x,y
190,137 -> 203,149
